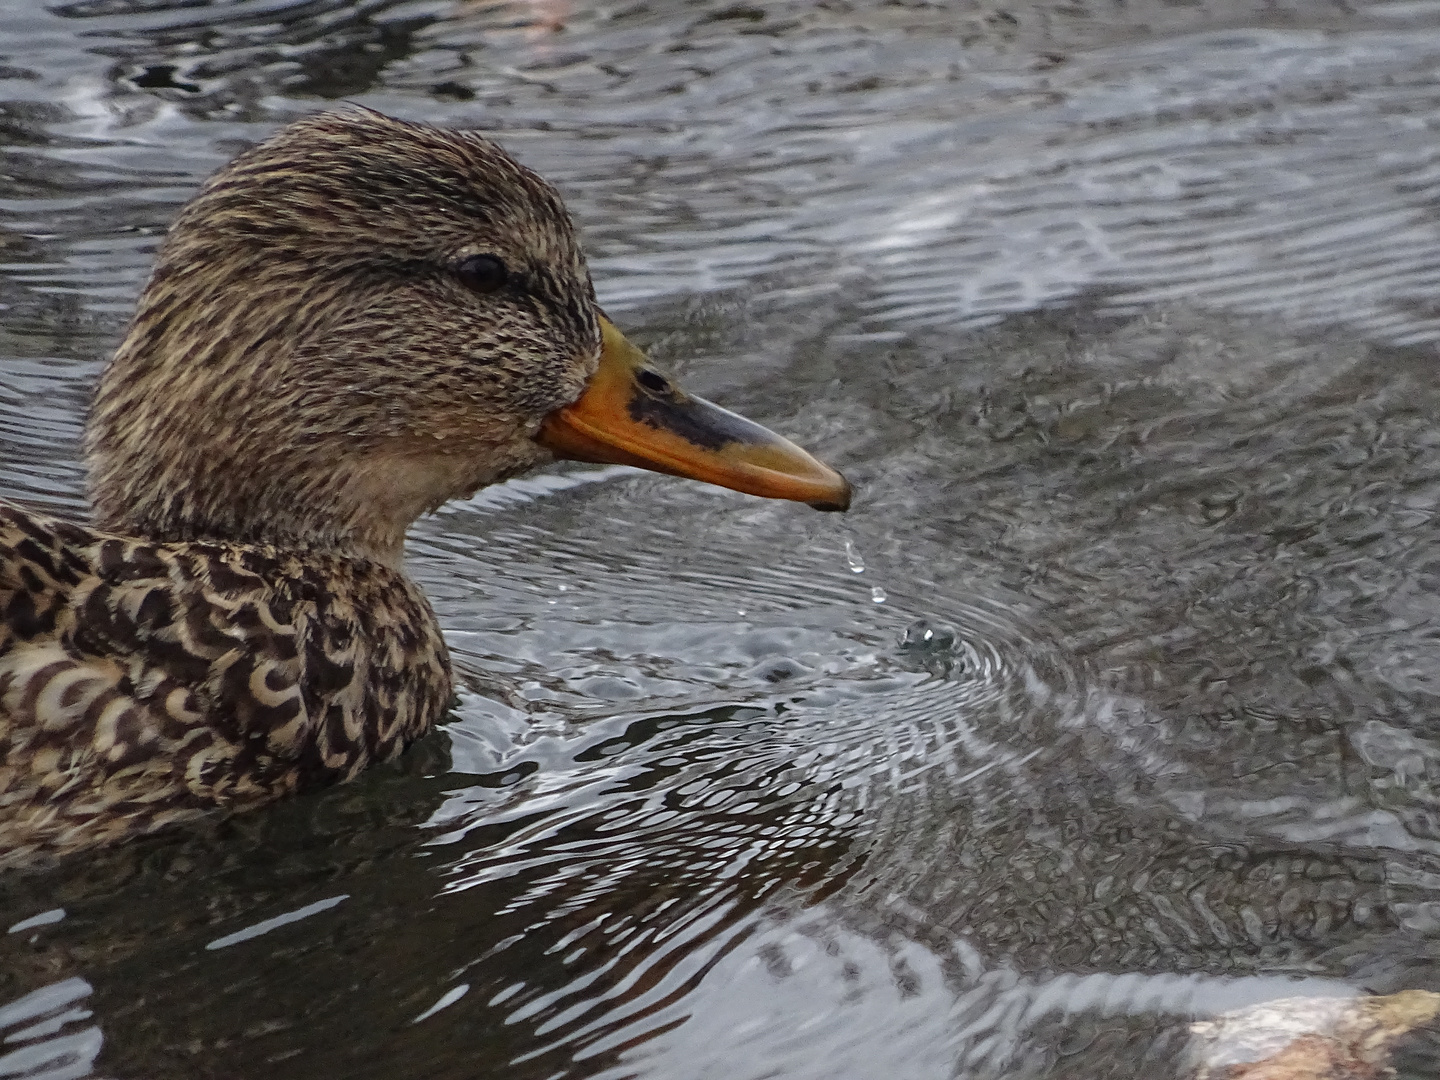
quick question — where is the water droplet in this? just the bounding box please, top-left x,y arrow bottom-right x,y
870,586 -> 887,604
844,540 -> 865,574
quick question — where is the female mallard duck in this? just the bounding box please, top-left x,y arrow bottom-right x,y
0,108 -> 849,867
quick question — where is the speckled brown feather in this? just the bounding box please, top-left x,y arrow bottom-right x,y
0,108 -> 604,865
89,107 -> 600,563
0,502 -> 450,867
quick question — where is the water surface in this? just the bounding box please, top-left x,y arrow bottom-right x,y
3,1 -> 1440,1077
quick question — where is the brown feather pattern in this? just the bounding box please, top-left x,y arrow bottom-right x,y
0,107 -> 604,865
0,501 -> 450,866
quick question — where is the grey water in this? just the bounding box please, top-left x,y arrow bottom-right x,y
3,0 -> 1440,1077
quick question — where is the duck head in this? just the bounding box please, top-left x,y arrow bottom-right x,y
85,108 -> 849,566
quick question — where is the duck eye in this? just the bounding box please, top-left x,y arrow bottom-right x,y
637,369 -> 671,394
456,253 -> 508,295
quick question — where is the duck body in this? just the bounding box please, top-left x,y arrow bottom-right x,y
0,108 -> 849,866
0,501 -> 449,863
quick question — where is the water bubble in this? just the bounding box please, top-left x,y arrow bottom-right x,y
844,540 -> 865,574
900,619 -> 957,652
898,619 -> 964,676
871,586 -> 887,604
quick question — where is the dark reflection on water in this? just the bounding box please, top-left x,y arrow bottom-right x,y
4,0 -> 1440,1077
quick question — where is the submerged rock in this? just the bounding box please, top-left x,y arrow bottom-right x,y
1184,990 -> 1440,1080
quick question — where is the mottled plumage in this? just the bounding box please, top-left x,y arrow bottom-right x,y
0,502 -> 448,864
0,108 -> 848,867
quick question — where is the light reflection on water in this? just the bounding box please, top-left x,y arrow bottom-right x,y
2,0 -> 1440,1077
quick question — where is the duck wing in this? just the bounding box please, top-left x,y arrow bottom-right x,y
0,501 -> 450,865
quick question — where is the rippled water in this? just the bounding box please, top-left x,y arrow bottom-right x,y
4,0 -> 1440,1077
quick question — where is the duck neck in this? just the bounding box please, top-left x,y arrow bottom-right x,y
83,443 -> 487,569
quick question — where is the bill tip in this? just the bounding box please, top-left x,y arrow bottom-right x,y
807,474 -> 852,512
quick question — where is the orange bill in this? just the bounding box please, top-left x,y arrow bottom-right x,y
537,317 -> 851,511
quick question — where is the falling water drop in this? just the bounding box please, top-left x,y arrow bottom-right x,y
844,540 -> 865,574
871,586 -> 887,604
